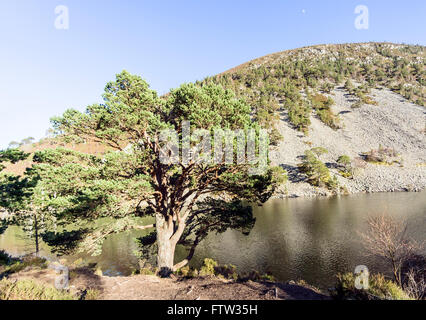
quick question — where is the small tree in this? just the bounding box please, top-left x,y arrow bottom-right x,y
337,155 -> 353,178
0,149 -> 48,253
0,169 -> 51,256
20,137 -> 35,146
344,79 -> 354,93
320,82 -> 334,93
310,147 -> 328,157
404,268 -> 426,300
8,141 -> 21,149
298,148 -> 338,190
364,145 -> 398,164
360,214 -> 422,286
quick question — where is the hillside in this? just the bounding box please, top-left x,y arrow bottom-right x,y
3,42 -> 426,197
200,42 -> 426,197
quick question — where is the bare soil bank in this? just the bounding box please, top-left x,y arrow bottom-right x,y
6,267 -> 330,300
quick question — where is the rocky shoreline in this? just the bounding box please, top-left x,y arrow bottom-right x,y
274,165 -> 426,199
274,184 -> 425,200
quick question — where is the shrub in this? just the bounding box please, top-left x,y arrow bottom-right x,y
320,82 -> 334,93
177,259 -> 239,281
311,93 -> 334,109
0,279 -> 76,300
180,259 -> 238,280
351,100 -> 363,109
337,155 -> 353,178
361,95 -> 378,106
337,155 -> 351,166
0,250 -> 14,266
215,264 -> 238,280
176,265 -> 192,277
332,272 -> 411,300
317,109 -> 341,129
346,83 -> 378,106
137,260 -> 156,275
287,101 -> 311,133
241,270 -> 275,282
311,147 -> 328,157
199,258 -> 218,277
1,255 -> 47,276
298,149 -> 338,190
311,94 -> 340,129
369,274 -> 411,300
194,258 -> 278,282
354,88 -> 378,105
344,79 -> 355,93
364,145 -> 398,164
269,127 -> 283,146
403,266 -> 426,300
176,266 -> 200,278
360,214 -> 422,286
139,267 -> 156,275
83,289 -> 101,300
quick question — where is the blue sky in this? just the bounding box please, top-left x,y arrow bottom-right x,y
0,0 -> 425,149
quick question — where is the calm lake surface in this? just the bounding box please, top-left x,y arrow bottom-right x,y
1,192 -> 425,289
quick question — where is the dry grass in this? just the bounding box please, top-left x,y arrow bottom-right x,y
2,138 -> 108,176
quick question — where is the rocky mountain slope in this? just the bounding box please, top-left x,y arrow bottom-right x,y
271,85 -> 425,197
201,42 -> 425,197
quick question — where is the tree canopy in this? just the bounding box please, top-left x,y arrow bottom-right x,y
1,71 -> 286,274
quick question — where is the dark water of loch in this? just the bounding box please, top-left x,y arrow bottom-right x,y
1,192 -> 425,289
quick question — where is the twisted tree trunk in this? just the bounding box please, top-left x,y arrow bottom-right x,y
155,210 -> 189,276
156,214 -> 176,275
